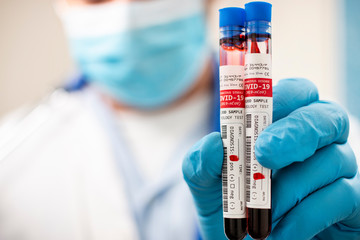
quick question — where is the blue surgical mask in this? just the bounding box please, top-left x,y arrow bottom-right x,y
57,0 -> 209,109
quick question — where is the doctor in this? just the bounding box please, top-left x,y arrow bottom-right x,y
0,1 -> 359,240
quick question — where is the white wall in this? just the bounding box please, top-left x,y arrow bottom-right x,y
0,0 -> 343,117
0,0 -> 73,117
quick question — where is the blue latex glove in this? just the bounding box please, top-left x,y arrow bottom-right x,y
183,78 -> 360,240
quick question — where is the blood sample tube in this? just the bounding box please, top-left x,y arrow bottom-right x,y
219,8 -> 247,240
244,2 -> 273,240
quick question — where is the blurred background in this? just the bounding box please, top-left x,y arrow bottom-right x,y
0,0 -> 354,117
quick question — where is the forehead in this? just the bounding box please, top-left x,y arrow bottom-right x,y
66,0 -> 212,6
65,0 -> 124,6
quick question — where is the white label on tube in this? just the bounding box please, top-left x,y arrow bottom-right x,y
244,54 -> 272,209
220,65 -> 246,218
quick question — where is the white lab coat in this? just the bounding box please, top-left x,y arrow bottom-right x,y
0,88 -> 212,240
0,90 -> 139,240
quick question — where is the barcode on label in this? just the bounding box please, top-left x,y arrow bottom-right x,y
221,125 -> 227,139
222,147 -> 228,213
246,184 -> 251,203
246,136 -> 252,202
246,114 -> 252,128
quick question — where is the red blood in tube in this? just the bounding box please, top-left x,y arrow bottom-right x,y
251,39 -> 261,53
253,173 -> 265,180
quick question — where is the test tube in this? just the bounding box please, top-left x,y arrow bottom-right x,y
244,2 -> 273,240
219,8 -> 247,240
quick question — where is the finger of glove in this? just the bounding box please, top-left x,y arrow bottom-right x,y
182,132 -> 227,240
269,175 -> 360,240
182,132 -> 223,216
256,101 -> 350,169
273,78 -> 319,122
198,208 -> 228,240
271,143 -> 357,222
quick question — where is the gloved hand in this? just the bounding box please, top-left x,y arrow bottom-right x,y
183,78 -> 360,240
